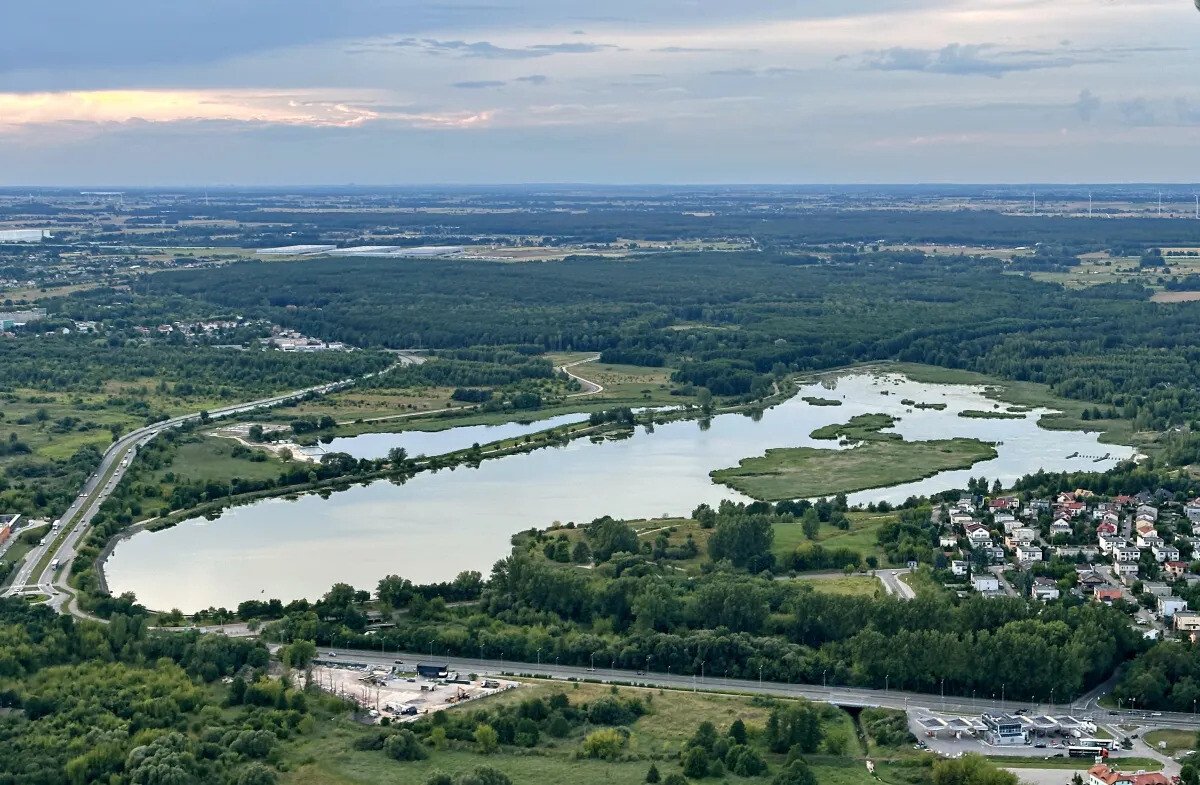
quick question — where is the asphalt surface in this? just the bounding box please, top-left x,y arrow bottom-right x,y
313,646 -> 1200,732
3,354 -> 421,609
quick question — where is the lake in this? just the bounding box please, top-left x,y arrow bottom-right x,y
106,371 -> 1134,611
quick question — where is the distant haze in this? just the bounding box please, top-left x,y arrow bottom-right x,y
1,1 -> 1197,185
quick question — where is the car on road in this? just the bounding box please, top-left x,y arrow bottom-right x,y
635,670 -> 645,676
394,659 -> 403,664
325,652 -> 337,657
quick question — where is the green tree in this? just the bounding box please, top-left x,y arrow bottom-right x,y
475,724 -> 499,754
646,763 -> 661,783
801,508 -> 820,540
772,760 -> 817,785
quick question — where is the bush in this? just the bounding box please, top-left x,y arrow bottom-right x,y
582,728 -> 627,759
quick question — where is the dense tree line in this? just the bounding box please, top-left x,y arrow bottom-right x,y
111,247 -> 1200,435
0,598 -> 314,785
267,542 -> 1142,703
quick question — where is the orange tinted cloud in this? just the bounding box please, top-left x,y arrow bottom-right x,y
0,89 -> 492,130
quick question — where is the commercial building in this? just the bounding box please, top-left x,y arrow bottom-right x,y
982,713 -> 1025,746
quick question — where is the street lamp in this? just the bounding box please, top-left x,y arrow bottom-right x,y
590,652 -> 595,671
885,674 -> 889,693
759,665 -> 763,688
941,678 -> 945,710
536,648 -> 542,667
822,669 -> 827,689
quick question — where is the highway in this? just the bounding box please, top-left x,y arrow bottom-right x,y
3,354 -> 421,610
316,646 -> 1200,730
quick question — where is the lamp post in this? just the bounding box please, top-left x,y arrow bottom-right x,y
941,678 -> 945,710
479,644 -> 484,671
822,669 -> 827,689
590,652 -> 595,671
759,665 -> 763,688
537,648 -> 542,668
885,674 -> 889,693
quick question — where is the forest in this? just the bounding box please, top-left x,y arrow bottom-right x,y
261,504 -> 1144,705
90,248 -> 1200,436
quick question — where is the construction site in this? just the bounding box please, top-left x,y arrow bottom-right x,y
310,660 -> 519,723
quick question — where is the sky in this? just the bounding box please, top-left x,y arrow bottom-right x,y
1,0 -> 1198,185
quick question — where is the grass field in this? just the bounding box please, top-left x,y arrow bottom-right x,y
793,575 -> 883,597
772,511 -> 896,565
1144,728 -> 1195,756
710,437 -> 997,501
152,437 -> 285,485
899,568 -> 946,598
277,680 -> 908,785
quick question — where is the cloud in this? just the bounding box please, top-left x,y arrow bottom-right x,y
392,38 -> 616,59
709,67 -> 802,78
1074,89 -> 1101,122
862,43 -> 1106,78
514,75 -> 549,85
453,80 -> 506,89
1118,97 -> 1156,127
0,89 -> 493,131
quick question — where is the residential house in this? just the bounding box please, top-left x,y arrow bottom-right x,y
1009,527 -> 1037,545
1056,545 -> 1097,560
1094,587 -> 1124,605
1114,546 -> 1141,564
972,574 -> 1001,593
1028,498 -> 1051,514
964,523 -> 992,546
1049,519 -> 1072,539
1186,500 -> 1200,523
1079,573 -> 1107,592
950,512 -> 975,529
1057,501 -> 1086,518
1136,532 -> 1163,550
1152,543 -> 1181,563
996,513 -> 1018,532
1158,596 -> 1188,618
1031,577 -> 1060,602
1087,762 -> 1170,785
951,560 -> 969,577
1015,544 -> 1042,563
1113,494 -> 1135,507
984,545 -> 1007,564
1136,504 -> 1159,522
1115,562 -> 1140,581
1174,611 -> 1200,633
989,496 -> 1019,512
1095,521 -> 1118,538
1141,581 -> 1172,598
1165,560 -> 1188,579
1098,533 -> 1125,554
939,535 -> 958,549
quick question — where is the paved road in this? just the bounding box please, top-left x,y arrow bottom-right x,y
878,568 -> 917,599
313,646 -> 1200,732
561,355 -> 604,396
4,354 -> 420,609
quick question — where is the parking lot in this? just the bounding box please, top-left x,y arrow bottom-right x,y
311,660 -> 518,722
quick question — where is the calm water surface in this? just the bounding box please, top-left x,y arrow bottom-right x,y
106,373 -> 1133,611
